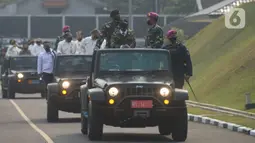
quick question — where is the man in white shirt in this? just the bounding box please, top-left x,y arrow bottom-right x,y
57,33 -> 76,55
5,40 -> 21,57
28,39 -> 35,51
74,31 -> 86,54
82,29 -> 105,55
31,38 -> 45,56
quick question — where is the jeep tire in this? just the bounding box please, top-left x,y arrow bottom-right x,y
158,122 -> 171,135
171,107 -> 188,142
81,113 -> 88,135
2,88 -> 7,99
41,92 -> 46,98
87,101 -> 103,141
47,97 -> 59,122
7,83 -> 15,99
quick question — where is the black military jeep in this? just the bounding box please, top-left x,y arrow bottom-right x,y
46,54 -> 92,122
0,56 -> 45,99
80,49 -> 189,141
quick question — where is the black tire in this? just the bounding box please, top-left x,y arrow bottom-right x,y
81,113 -> 88,135
171,107 -> 188,142
87,101 -> 103,141
2,88 -> 7,99
41,92 -> 46,98
7,86 -> 15,99
158,123 -> 171,135
47,98 -> 59,122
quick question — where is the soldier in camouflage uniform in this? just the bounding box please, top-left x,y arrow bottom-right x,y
96,9 -> 122,48
145,12 -> 164,48
54,25 -> 71,51
111,19 -> 136,48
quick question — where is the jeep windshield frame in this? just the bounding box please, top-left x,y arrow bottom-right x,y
9,56 -> 37,71
95,49 -> 173,77
54,55 -> 92,76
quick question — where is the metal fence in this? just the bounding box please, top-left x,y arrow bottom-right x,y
0,14 -> 184,39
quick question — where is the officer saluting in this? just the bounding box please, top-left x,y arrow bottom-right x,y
37,41 -> 56,98
96,9 -> 122,48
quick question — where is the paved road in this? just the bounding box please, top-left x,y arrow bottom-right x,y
0,93 -> 254,143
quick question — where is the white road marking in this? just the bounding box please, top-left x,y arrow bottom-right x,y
9,99 -> 54,143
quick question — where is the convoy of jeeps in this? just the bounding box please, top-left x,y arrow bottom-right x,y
0,48 -> 189,142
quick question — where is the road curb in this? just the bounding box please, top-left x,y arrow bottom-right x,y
188,113 -> 255,137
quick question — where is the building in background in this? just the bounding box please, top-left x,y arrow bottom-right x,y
0,0 -> 106,15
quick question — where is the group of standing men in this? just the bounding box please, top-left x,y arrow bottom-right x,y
37,9 -> 193,90
5,38 -> 45,57
92,9 -> 193,89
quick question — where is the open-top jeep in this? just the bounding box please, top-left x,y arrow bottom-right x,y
80,49 -> 189,141
47,54 -> 92,122
0,56 -> 45,99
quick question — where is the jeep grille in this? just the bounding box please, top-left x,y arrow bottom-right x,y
126,87 -> 156,96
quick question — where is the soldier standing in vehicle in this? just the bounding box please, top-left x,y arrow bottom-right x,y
145,12 -> 164,48
54,25 -> 71,51
162,30 -> 193,88
19,41 -> 32,55
111,19 -> 136,48
96,9 -> 122,48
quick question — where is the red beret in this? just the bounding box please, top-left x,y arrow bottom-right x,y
62,25 -> 70,32
167,30 -> 177,38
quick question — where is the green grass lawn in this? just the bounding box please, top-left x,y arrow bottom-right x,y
184,3 -> 255,112
188,107 -> 255,128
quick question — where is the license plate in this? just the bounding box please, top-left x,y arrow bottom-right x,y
28,80 -> 40,84
131,100 -> 153,108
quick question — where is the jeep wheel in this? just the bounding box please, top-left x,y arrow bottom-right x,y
47,98 -> 58,122
158,123 -> 171,135
7,87 -> 15,99
41,92 -> 46,98
2,88 -> 7,99
81,112 -> 88,135
171,107 -> 188,142
87,101 -> 103,141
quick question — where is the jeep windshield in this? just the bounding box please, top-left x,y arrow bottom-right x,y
10,57 -> 37,71
98,50 -> 170,74
55,55 -> 92,76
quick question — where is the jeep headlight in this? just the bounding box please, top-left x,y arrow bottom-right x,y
108,87 -> 119,97
17,73 -> 24,78
62,81 -> 70,89
160,87 -> 170,97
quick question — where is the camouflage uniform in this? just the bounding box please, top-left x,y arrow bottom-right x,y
54,36 -> 64,50
96,20 -> 122,49
145,24 -> 164,48
111,29 -> 136,48
96,9 -> 122,49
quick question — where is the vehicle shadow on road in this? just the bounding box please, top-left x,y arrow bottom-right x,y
32,118 -> 81,124
102,133 -> 173,142
53,133 -> 175,143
